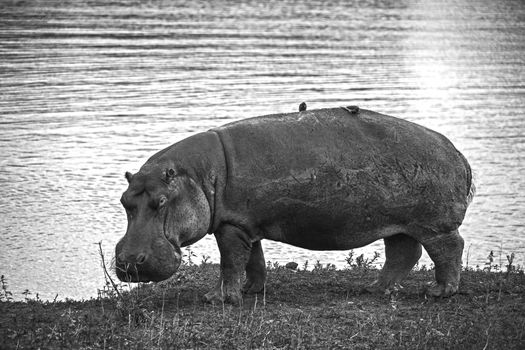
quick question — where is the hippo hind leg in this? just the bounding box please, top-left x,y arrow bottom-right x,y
242,240 -> 267,294
414,228 -> 464,297
367,234 -> 422,293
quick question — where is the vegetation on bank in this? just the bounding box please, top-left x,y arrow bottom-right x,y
1,251 -> 524,349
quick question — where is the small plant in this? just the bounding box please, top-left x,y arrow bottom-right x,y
312,261 -> 337,272
97,241 -> 152,326
183,246 -> 197,266
201,254 -> 211,265
345,250 -> 355,267
418,264 -> 429,272
97,241 -> 122,299
22,289 -> 32,301
0,275 -> 13,302
506,253 -> 516,277
266,260 -> 282,269
484,251 -> 500,272
345,251 -> 380,270
98,280 -> 125,299
325,263 -> 337,271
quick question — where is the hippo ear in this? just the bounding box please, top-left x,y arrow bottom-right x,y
165,168 -> 176,181
165,168 -> 180,191
166,168 -> 176,178
125,171 -> 133,183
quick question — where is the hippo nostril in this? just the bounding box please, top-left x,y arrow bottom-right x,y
117,252 -> 146,265
136,253 -> 147,265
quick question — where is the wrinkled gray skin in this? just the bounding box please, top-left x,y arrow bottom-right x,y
115,107 -> 474,304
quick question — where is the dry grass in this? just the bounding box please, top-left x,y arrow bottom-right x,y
1,251 -> 524,349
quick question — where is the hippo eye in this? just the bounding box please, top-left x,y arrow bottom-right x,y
159,195 -> 168,208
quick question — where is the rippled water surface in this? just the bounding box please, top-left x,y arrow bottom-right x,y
1,0 -> 524,300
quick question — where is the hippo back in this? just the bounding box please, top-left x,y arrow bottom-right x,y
211,107 -> 471,249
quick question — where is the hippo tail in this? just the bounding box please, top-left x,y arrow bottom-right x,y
467,176 -> 476,205
462,152 -> 476,207
467,171 -> 476,206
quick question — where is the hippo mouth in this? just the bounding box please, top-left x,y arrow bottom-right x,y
115,262 -> 159,283
114,240 -> 181,283
115,255 -> 180,283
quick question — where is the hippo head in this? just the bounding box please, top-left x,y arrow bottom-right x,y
115,164 -> 211,283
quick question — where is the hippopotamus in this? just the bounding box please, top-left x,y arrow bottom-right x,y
115,106 -> 475,304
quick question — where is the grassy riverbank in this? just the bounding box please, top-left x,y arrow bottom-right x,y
1,256 -> 524,349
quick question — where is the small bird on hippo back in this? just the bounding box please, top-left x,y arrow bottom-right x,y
299,102 -> 307,112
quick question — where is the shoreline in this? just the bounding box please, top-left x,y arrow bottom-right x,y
1,262 -> 524,349
3,245 -> 520,303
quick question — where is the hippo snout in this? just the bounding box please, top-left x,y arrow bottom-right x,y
114,238 -> 181,283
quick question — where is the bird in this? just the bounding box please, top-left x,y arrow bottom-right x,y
347,105 -> 359,114
299,102 -> 307,112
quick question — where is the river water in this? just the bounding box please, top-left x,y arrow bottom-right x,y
1,0 -> 524,301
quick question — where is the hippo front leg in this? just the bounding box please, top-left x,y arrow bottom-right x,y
243,240 -> 266,294
204,224 -> 252,305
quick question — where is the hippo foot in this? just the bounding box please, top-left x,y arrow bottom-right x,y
363,280 -> 383,294
364,280 -> 403,295
425,282 -> 458,297
203,288 -> 242,305
242,279 -> 265,294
